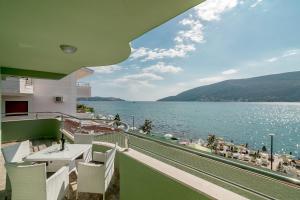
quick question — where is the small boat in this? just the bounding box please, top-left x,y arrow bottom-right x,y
164,134 -> 173,139
129,127 -> 137,131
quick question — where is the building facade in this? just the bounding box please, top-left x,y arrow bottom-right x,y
1,68 -> 93,116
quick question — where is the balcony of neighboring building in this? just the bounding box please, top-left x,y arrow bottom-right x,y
77,82 -> 91,98
1,77 -> 34,96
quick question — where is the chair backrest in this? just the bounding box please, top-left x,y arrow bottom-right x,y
77,146 -> 117,194
1,140 -> 31,163
6,163 -> 47,200
77,162 -> 105,194
104,146 -> 116,191
74,133 -> 94,144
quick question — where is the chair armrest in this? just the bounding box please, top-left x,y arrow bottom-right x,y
46,166 -> 69,200
93,151 -> 106,163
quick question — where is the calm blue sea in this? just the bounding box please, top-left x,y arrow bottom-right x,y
80,101 -> 300,155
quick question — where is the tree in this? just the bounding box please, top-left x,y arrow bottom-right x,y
207,134 -> 216,148
89,107 -> 94,113
140,119 -> 153,134
114,114 -> 121,126
76,104 -> 94,113
262,145 -> 267,152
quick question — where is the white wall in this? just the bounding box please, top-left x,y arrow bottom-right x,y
31,72 -> 77,115
1,72 -> 78,116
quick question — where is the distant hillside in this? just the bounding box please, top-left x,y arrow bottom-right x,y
78,96 -> 125,101
158,71 -> 300,102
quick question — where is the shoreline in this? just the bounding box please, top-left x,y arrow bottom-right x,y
159,133 -> 300,177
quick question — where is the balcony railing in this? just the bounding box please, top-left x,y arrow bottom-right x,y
2,112 -> 300,200
2,111 -> 129,134
94,132 -> 300,200
76,82 -> 91,98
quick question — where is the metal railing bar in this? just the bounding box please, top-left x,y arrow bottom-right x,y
125,132 -> 300,186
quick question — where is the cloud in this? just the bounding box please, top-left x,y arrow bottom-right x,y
113,72 -> 163,87
222,69 -> 238,75
197,76 -> 225,84
162,75 -> 226,96
174,18 -> 204,44
266,57 -> 278,63
282,49 -> 299,57
106,72 -> 163,96
90,65 -> 122,74
122,73 -> 163,81
130,0 -> 239,62
250,0 -> 263,8
194,0 -> 239,21
142,62 -> 183,74
170,68 -> 240,93
266,49 -> 300,63
131,44 -> 195,61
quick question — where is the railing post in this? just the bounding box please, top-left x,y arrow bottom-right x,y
269,133 -> 275,171
125,135 -> 129,150
79,120 -> 82,133
131,115 -> 135,133
61,114 -> 64,130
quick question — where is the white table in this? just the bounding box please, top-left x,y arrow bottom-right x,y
25,144 -> 92,172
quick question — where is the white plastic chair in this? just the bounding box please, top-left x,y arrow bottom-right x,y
77,146 -> 117,200
74,133 -> 94,144
93,149 -> 112,163
1,140 -> 31,163
5,163 -> 69,200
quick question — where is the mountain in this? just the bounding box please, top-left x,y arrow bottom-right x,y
158,71 -> 300,102
78,96 -> 126,101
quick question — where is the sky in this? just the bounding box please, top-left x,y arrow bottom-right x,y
82,0 -> 300,101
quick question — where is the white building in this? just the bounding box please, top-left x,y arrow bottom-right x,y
1,68 -> 93,116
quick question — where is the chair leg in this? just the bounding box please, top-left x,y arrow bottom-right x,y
102,192 -> 105,200
67,189 -> 70,200
76,191 -> 78,200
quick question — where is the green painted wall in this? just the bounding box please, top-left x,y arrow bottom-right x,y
119,153 -> 211,200
1,119 -> 60,143
92,143 -> 210,200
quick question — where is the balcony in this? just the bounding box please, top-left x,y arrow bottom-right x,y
1,77 -> 33,95
76,82 -> 91,98
1,113 -> 300,200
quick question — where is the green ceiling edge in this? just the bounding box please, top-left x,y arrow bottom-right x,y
0,66 -> 66,79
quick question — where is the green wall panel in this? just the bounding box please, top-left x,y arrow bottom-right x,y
92,143 -> 211,200
119,154 -> 211,200
1,119 -> 60,143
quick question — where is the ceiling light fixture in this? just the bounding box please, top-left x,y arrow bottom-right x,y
60,44 -> 77,54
